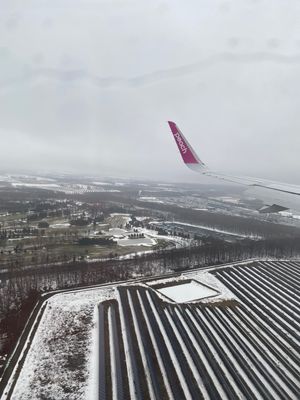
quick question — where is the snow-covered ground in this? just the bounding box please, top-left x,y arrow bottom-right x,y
139,196 -> 164,203
157,280 -> 218,303
9,180 -> 120,195
92,182 -> 113,186
140,227 -> 192,248
105,224 -> 188,249
6,288 -> 115,400
2,262 -> 245,399
11,183 -> 60,189
50,222 -> 70,228
109,213 -> 130,217
4,260 -> 299,400
148,269 -> 237,304
117,237 -> 156,247
108,228 -> 128,237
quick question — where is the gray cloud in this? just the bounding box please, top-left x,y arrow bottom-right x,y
1,0 -> 300,184
2,51 -> 300,91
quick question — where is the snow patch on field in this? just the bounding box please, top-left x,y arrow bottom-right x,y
140,228 -> 192,248
50,222 -> 70,228
147,269 -> 237,304
11,183 -> 60,189
10,288 -> 115,400
157,280 -> 218,303
186,271 -> 236,303
108,228 -> 127,236
117,237 -> 156,247
92,181 -> 113,186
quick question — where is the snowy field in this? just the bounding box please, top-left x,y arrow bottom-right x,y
3,267 -> 235,400
157,280 -> 219,303
147,268 -> 236,304
4,287 -> 115,400
4,260 -> 300,400
50,222 -> 70,228
108,228 -> 127,236
117,237 -> 156,247
140,227 -> 192,248
10,181 -> 120,195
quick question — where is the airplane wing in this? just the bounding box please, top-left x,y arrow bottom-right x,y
168,121 -> 300,212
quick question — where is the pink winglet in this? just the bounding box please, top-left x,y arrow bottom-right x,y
168,121 -> 199,164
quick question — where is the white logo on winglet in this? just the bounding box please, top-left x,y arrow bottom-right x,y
174,132 -> 187,154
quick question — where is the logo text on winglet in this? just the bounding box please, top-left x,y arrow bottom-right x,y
174,132 -> 187,154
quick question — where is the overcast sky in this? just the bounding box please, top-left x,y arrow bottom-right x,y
1,0 -> 300,183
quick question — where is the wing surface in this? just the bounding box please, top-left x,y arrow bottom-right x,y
168,121 -> 300,195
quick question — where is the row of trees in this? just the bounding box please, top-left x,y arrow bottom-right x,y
1,235 -> 300,319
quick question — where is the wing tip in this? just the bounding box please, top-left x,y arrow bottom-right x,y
167,120 -> 206,168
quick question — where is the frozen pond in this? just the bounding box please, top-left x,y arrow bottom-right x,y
157,280 -> 218,303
